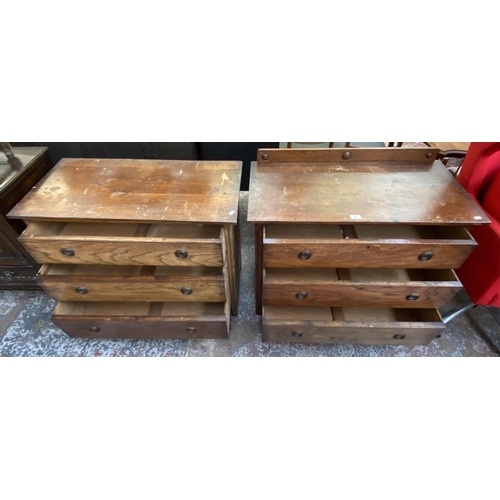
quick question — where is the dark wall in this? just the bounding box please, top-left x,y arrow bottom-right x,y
11,142 -> 279,190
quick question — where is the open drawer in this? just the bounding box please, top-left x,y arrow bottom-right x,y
37,264 -> 226,302
51,301 -> 229,339
263,267 -> 462,308
263,224 -> 477,269
20,222 -> 223,266
262,305 -> 445,345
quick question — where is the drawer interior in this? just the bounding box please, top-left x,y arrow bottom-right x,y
265,267 -> 459,283
264,224 -> 473,242
23,221 -> 222,240
53,301 -> 226,318
264,305 -> 442,324
40,264 -> 222,278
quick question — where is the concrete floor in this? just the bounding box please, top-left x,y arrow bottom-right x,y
1,192 -> 499,357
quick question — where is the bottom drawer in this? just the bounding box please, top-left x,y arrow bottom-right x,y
263,306 -> 444,345
51,301 -> 228,339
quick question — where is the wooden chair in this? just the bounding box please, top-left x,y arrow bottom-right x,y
425,142 -> 471,177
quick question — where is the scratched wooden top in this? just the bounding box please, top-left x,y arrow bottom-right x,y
247,148 -> 489,225
8,158 -> 242,224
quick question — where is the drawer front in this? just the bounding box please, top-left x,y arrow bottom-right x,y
52,316 -> 228,339
263,241 -> 475,269
38,277 -> 226,302
262,323 -> 443,346
263,306 -> 444,345
263,224 -> 477,269
51,301 -> 228,339
22,239 -> 223,267
263,281 -> 461,308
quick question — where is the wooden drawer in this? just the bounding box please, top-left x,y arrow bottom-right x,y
263,267 -> 462,308
20,222 -> 223,267
262,305 -> 444,345
37,264 -> 225,302
51,302 -> 229,339
263,224 -> 476,269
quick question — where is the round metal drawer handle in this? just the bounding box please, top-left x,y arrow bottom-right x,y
292,331 -> 304,338
186,327 -> 197,334
75,287 -> 88,295
342,151 -> 351,159
418,251 -> 434,262
181,287 -> 193,295
296,291 -> 308,300
175,249 -> 188,259
4,270 -> 17,278
393,334 -> 406,340
60,248 -> 75,257
298,250 -> 312,260
406,293 -> 420,301
262,153 -> 269,160
90,326 -> 100,333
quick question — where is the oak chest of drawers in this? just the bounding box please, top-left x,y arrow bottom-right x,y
8,158 -> 242,339
248,147 -> 490,346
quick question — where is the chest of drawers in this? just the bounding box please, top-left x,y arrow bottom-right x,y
0,147 -> 53,289
8,158 -> 242,339
248,147 -> 490,346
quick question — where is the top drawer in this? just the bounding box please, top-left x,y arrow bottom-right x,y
263,224 -> 477,269
19,222 -> 223,267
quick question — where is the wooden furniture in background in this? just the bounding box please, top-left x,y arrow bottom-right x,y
425,142 -> 471,176
247,147 -> 490,346
0,147 -> 53,289
8,158 -> 242,339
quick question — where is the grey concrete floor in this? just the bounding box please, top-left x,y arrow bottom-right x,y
1,192 -> 499,357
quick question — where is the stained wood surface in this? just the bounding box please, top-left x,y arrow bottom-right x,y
9,158 -> 242,224
263,238 -> 476,269
37,264 -> 225,302
262,306 -> 444,345
20,221 -> 224,266
247,150 -> 489,225
52,301 -> 227,339
263,267 -> 461,308
223,224 -> 239,316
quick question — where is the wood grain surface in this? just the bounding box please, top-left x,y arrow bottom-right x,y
247,152 -> 489,225
262,306 -> 444,345
263,266 -> 461,308
52,301 -> 227,339
8,158 -> 242,224
37,264 -> 225,302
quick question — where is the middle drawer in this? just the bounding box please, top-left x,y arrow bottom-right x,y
37,264 -> 226,302
263,267 -> 462,308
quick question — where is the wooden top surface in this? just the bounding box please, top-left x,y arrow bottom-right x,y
0,147 -> 48,193
8,158 -> 242,224
247,148 -> 489,225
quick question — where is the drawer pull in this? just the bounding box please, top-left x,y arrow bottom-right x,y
418,251 -> 434,262
296,291 -> 308,300
181,287 -> 193,295
4,270 -> 17,278
89,326 -> 100,333
406,293 -> 420,301
175,249 -> 188,259
393,334 -> 406,340
186,327 -> 197,334
75,287 -> 88,295
298,250 -> 312,260
60,248 -> 75,257
292,331 -> 304,338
